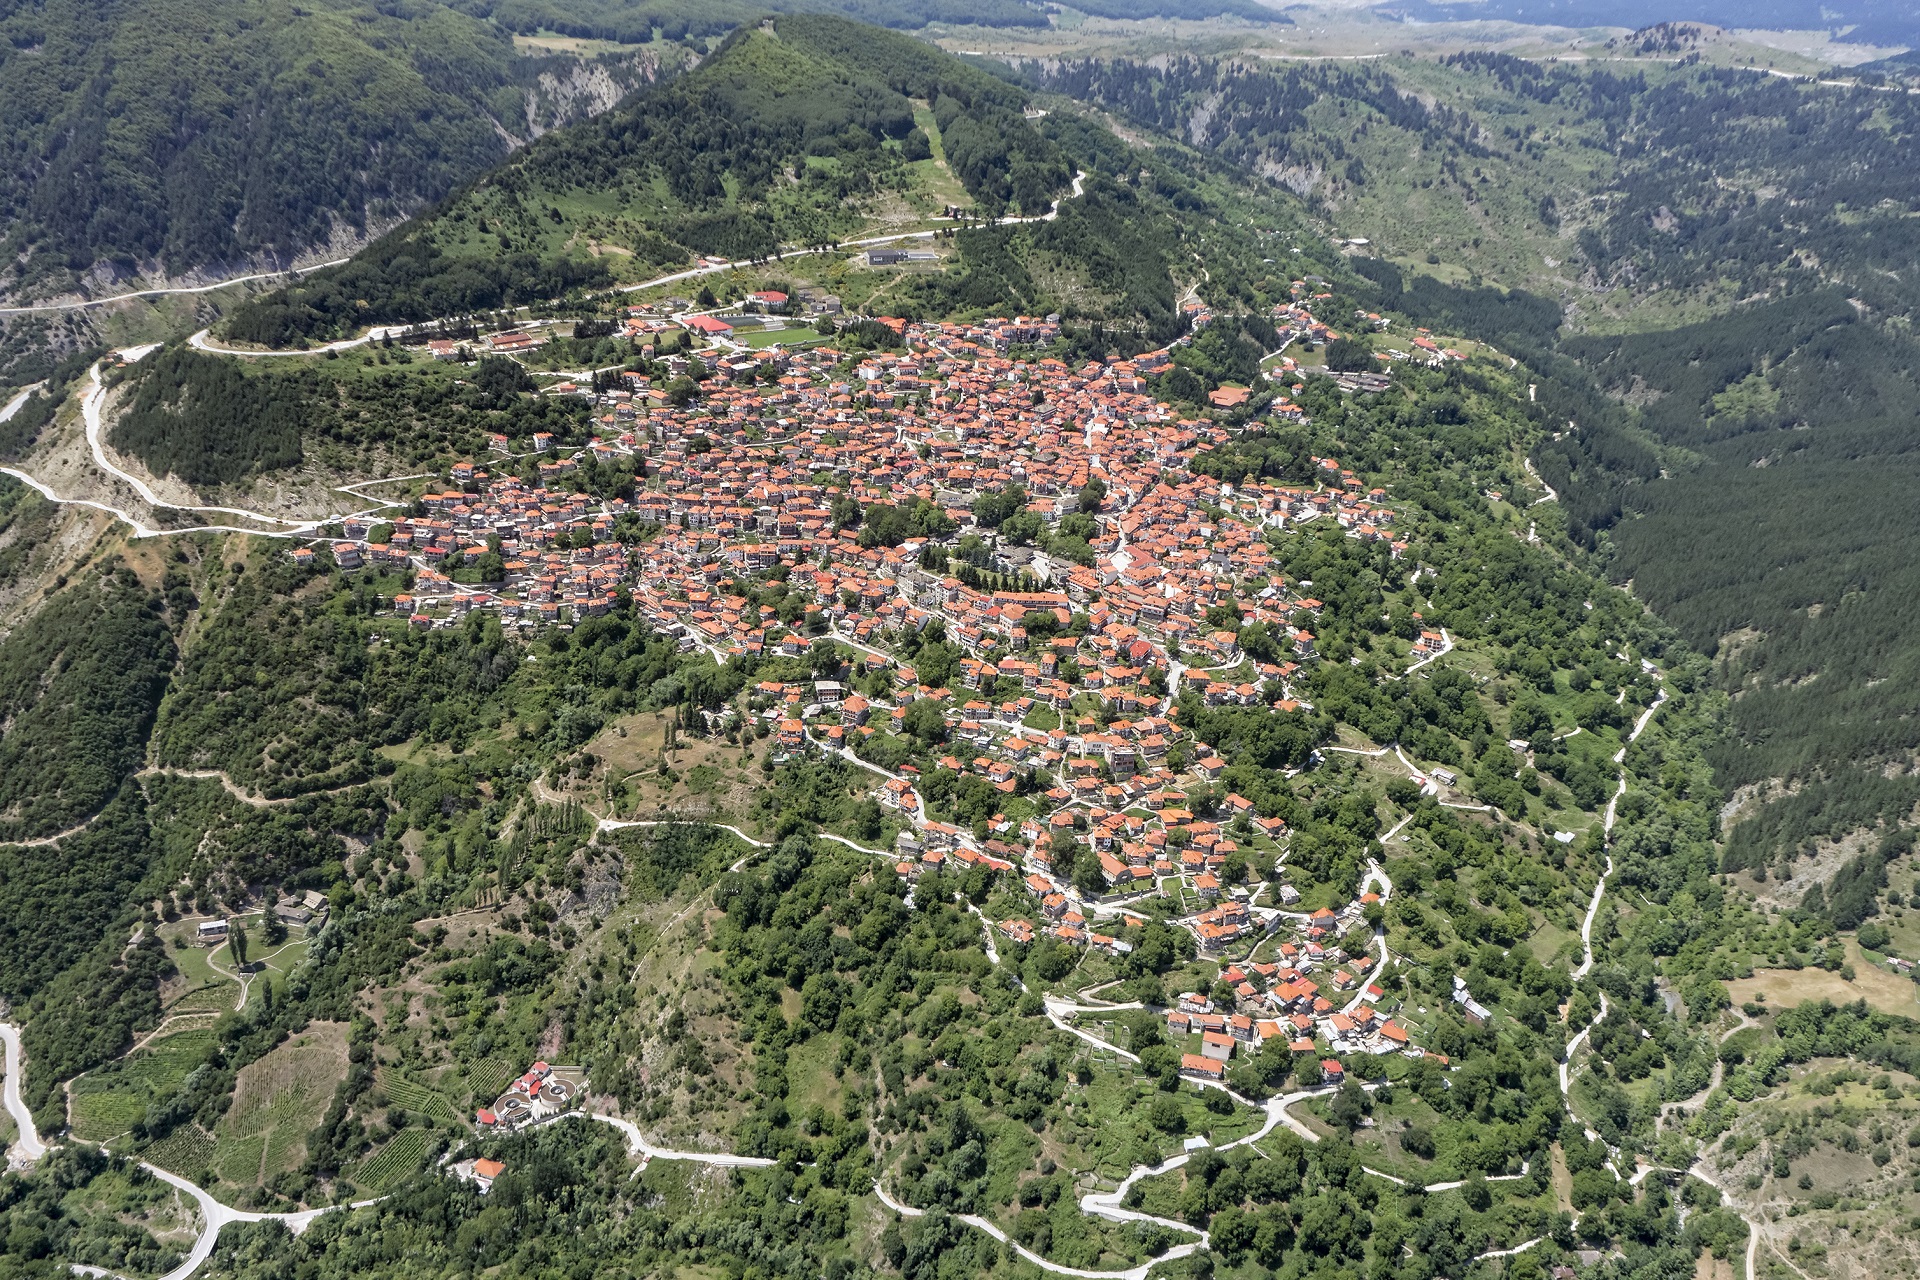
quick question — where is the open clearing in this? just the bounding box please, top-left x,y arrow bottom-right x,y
213,1020 -> 350,1188
573,709 -> 769,827
70,1029 -> 216,1143
1727,942 -> 1920,1017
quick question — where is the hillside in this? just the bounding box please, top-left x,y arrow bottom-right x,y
216,16 -> 1083,348
0,0 -> 690,305
1032,48 -> 1920,894
1391,0 -> 1920,49
0,321 -> 1786,1280
5,22 -> 1920,1280
480,0 -> 1289,43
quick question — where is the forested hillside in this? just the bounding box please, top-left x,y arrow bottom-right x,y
104,345 -> 613,485
0,0 -> 689,306
0,563 -> 175,844
222,16 -> 1079,345
471,0 -> 1287,42
1523,73 -> 1920,873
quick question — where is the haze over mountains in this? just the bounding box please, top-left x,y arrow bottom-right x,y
1388,0 -> 1920,50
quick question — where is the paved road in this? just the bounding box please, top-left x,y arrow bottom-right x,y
579,1110 -> 777,1167
139,1162 -> 382,1280
965,901 -> 1001,966
875,1180 -> 1205,1280
189,323 -> 408,359
0,260 -> 349,316
892,995 -> 1554,1278
1340,860 -> 1394,1016
1390,628 -> 1453,680
624,169 -> 1089,293
181,173 -> 1091,359
1524,457 -> 1559,506
0,387 -> 34,425
0,1023 -> 48,1168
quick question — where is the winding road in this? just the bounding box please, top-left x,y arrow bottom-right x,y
77,367 -> 314,528
0,260 -> 350,317
2,348 -> 438,540
139,1163 -> 383,1280
1340,860 -> 1394,1017
1,1021 -> 379,1279
877,1177 -> 1210,1280
1561,680 -> 1668,1099
577,1110 -> 777,1168
1544,674 -> 1775,1270
887,989 -> 1545,1278
188,325 -> 405,359
1523,458 -> 1558,507
1,1023 -> 48,1169
0,163 -> 1088,549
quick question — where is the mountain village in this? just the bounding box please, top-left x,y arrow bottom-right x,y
285,285 -> 1477,1092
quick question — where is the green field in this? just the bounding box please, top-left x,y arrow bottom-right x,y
167,985 -> 237,1014
70,1030 -> 216,1143
211,1021 -> 351,1189
69,1087 -> 149,1142
165,938 -> 239,990
463,1057 -> 516,1105
143,1126 -> 218,1180
351,1127 -> 433,1194
384,1075 -> 460,1124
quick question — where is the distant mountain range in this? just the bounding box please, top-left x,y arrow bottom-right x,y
1378,0 -> 1920,47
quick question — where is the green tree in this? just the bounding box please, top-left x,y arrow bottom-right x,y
903,698 -> 947,745
1324,338 -> 1373,373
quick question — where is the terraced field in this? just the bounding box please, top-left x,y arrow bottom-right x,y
383,1075 -> 459,1125
213,1021 -> 351,1188
350,1127 -> 432,1194
463,1057 -> 515,1106
143,1126 -> 218,1180
166,983 -> 239,1014
69,1029 -> 217,1143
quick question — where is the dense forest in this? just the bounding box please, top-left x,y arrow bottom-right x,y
106,342 -> 658,483
0,564 -> 176,844
1516,75 -> 1920,868
0,0 -> 686,305
111,348 -> 308,484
